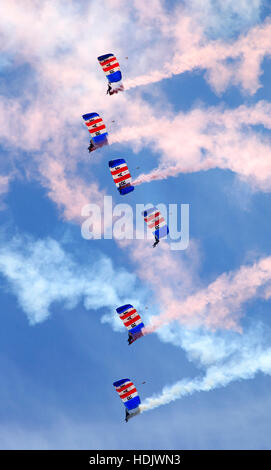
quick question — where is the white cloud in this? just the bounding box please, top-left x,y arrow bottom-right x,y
141,321 -> 271,411
0,233 -> 143,324
186,0 -> 263,38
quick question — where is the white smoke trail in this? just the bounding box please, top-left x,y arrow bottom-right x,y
140,332 -> 271,412
111,98 -> 271,193
124,62 -> 190,90
120,2 -> 269,93
133,162 -> 212,186
136,255 -> 271,412
124,19 -> 271,93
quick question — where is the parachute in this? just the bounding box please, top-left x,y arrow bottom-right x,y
82,113 -> 108,153
113,378 -> 141,422
98,54 -> 124,95
109,159 -> 134,195
142,207 -> 169,246
116,304 -> 144,345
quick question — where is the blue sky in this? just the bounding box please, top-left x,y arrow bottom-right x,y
0,0 -> 271,449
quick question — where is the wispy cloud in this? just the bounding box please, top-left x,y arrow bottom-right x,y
0,1 -> 270,224
1,0 -> 271,432
112,101 -> 271,192
144,254 -> 271,333
121,237 -> 271,412
126,16 -> 271,94
123,238 -> 271,333
0,233 -> 142,324
141,323 -> 271,412
0,1 -> 136,222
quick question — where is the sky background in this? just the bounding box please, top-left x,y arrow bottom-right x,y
1,0 -> 271,449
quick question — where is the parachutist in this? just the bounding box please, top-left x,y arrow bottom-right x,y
107,83 -> 113,95
116,304 -> 144,345
143,207 -> 169,247
82,113 -> 109,154
98,54 -> 124,96
152,236 -> 159,248
109,159 -> 135,195
88,141 -> 95,152
114,378 -> 141,423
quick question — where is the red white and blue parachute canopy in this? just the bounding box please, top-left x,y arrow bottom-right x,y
109,159 -> 134,195
142,207 -> 169,240
82,112 -> 108,148
98,53 -> 124,94
116,304 -> 144,342
113,378 -> 141,412
98,53 -> 122,83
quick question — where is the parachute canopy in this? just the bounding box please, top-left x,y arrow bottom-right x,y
143,207 -> 169,240
116,304 -> 144,344
113,378 -> 141,412
82,112 -> 108,151
109,159 -> 134,195
98,53 -> 124,94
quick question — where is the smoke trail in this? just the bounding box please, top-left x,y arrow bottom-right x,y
124,62 -> 190,90
133,161 -> 213,186
140,253 -> 271,334
124,19 -> 271,92
111,98 -> 271,192
140,341 -> 271,412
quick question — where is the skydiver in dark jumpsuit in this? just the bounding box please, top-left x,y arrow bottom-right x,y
88,141 -> 95,152
107,83 -> 113,95
128,332 -> 133,345
152,236 -> 159,248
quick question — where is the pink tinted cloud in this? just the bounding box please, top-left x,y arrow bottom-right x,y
0,0 -> 270,225
0,94 -> 107,224
38,157 -> 104,224
111,101 -> 271,192
0,1 -> 172,226
0,1 -> 132,222
128,240 -> 271,332
126,17 -> 271,95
